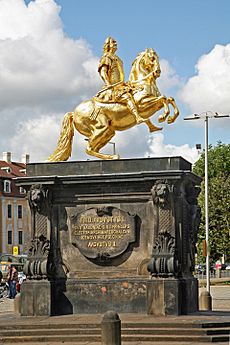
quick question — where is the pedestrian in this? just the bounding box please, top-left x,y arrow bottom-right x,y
7,265 -> 18,299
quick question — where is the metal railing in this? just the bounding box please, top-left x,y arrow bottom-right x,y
195,269 -> 230,280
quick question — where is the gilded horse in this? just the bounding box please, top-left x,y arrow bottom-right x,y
48,48 -> 179,161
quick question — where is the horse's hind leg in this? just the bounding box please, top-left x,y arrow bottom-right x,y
167,97 -> 180,124
94,128 -> 118,157
86,115 -> 118,160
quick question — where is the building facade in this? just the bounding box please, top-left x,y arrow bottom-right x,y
0,152 -> 30,255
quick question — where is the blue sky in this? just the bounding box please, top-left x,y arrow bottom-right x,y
55,0 -> 230,77
0,0 -> 230,162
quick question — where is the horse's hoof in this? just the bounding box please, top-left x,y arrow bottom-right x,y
149,125 -> 162,133
167,116 -> 174,124
112,154 -> 120,160
158,116 -> 166,123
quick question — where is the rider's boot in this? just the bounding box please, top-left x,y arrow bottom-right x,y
126,98 -> 145,124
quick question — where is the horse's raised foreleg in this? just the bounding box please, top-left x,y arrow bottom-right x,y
166,97 -> 180,124
135,95 -> 164,132
85,115 -> 119,160
157,96 -> 170,123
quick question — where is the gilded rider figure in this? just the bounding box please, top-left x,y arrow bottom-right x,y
97,37 -> 145,124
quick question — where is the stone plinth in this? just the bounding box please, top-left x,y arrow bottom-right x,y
20,280 -> 51,316
16,157 -> 201,316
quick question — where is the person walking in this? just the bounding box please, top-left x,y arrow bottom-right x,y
7,265 -> 18,299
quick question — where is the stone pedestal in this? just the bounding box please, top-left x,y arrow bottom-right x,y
52,278 -> 147,315
20,280 -> 51,316
16,157 -> 201,316
147,277 -> 198,316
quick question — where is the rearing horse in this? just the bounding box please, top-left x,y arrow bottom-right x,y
48,48 -> 179,161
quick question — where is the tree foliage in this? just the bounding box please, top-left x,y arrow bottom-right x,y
193,142 -> 230,263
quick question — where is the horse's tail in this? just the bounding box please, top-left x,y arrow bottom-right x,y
47,112 -> 74,162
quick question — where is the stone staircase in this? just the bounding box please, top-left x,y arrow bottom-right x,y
0,319 -> 229,343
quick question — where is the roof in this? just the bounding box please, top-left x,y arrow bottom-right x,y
0,161 -> 26,178
0,160 -> 27,198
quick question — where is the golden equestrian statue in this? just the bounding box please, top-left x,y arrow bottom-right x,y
48,37 -> 179,161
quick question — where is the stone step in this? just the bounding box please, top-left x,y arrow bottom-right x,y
1,327 -> 229,336
0,335 -> 100,343
0,319 -> 229,343
124,327 -> 230,336
123,321 -> 230,329
0,334 -> 229,343
206,328 -> 230,336
0,328 -> 100,336
0,320 -> 230,330
122,335 -> 229,342
0,324 -> 230,335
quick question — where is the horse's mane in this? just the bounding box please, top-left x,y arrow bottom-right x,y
129,48 -> 158,83
129,51 -> 147,82
131,50 -> 146,67
131,48 -> 157,67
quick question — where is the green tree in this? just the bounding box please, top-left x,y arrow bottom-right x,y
193,142 -> 230,264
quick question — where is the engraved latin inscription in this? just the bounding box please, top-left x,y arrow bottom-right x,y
70,207 -> 136,259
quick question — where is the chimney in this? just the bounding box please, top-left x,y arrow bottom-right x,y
3,152 -> 12,163
21,154 -> 30,164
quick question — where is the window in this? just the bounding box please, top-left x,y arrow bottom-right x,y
8,231 -> 12,245
7,204 -> 12,218
4,180 -> 11,193
18,231 -> 23,245
1,167 -> 11,174
18,205 -> 23,219
19,187 -> 26,194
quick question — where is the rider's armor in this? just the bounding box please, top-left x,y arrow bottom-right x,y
96,52 -> 133,103
96,47 -> 145,124
98,52 -> 125,84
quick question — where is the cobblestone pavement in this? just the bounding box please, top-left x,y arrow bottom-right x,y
0,285 -> 229,344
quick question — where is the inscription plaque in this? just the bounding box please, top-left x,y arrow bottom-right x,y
70,207 -> 136,260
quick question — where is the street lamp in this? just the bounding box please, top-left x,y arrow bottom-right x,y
184,111 -> 230,310
108,141 -> 116,155
195,144 -> 202,155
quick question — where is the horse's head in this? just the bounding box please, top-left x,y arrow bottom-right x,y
129,48 -> 161,82
143,48 -> 161,78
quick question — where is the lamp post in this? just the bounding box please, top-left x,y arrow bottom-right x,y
108,141 -> 116,155
184,111 -> 230,310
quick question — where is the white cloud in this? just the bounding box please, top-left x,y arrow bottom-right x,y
8,113 -> 90,162
0,0 -> 183,163
158,59 -> 181,92
179,44 -> 230,116
0,0 -> 102,161
146,133 -> 199,164
0,0 -> 101,110
8,114 -> 63,162
0,0 -> 101,111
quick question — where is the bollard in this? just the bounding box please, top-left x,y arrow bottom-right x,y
199,290 -> 212,311
101,310 -> 121,345
14,293 -> 21,314
216,268 -> 221,279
